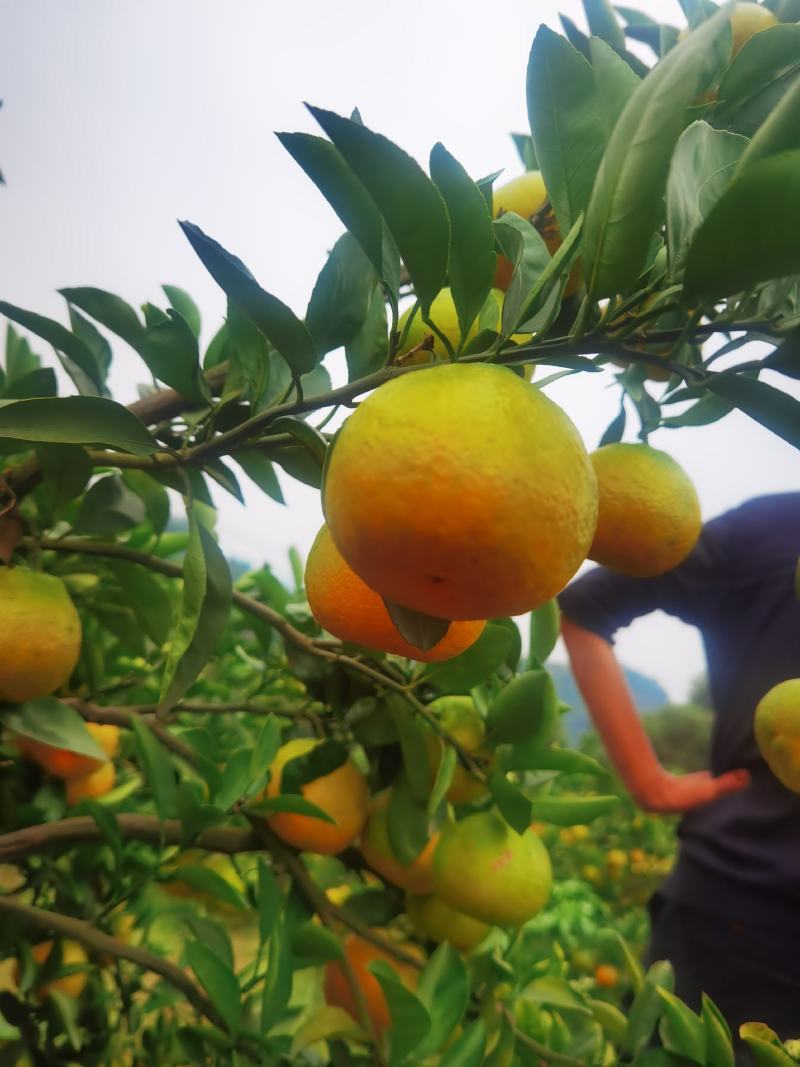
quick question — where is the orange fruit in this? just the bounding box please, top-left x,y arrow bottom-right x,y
589,444 -> 701,577
396,288 -> 532,365
594,963 -> 620,989
360,789 -> 438,893
305,525 -> 485,660
66,760 -> 116,805
14,940 -> 88,1000
754,679 -> 800,792
323,932 -> 423,1034
264,738 -> 369,854
0,567 -> 81,703
493,172 -> 581,296
324,363 -> 597,621
425,696 -> 492,805
405,891 -> 490,952
18,722 -> 119,780
729,2 -> 777,54
431,811 -> 552,926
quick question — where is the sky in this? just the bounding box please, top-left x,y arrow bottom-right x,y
1,0 -> 798,702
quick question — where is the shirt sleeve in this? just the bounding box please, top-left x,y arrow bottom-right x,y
557,515 -> 733,643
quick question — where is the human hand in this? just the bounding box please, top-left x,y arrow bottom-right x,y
633,768 -> 751,814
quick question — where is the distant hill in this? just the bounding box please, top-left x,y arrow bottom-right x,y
548,661 -> 669,742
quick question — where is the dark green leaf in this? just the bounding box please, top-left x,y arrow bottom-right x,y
493,213 -> 550,335
599,400 -> 627,445
369,959 -> 430,1064
590,36 -> 642,137
204,457 -> 244,503
660,392 -> 735,428
488,773 -> 532,834
0,395 -> 157,453
140,309 -> 210,403
290,922 -> 343,967
425,623 -> 513,693
430,143 -> 496,343
261,916 -> 293,1030
308,106 -> 449,315
715,24 -> 800,136
560,13 -> 592,58
35,443 -> 92,506
257,858 -> 283,943
486,670 -> 560,745
305,232 -> 377,356
624,959 -> 674,1054
340,888 -> 403,926
130,713 -> 177,820
185,942 -> 241,1034
705,370 -> 800,449
427,743 -> 456,817
183,915 -> 234,971
344,282 -> 388,382
269,415 -> 327,467
511,133 -> 538,170
74,475 -> 146,535
741,72 -> 800,166
439,1019 -> 487,1067
415,944 -> 469,1057
122,469 -> 170,534
657,988 -> 706,1062
529,599 -> 561,665
250,715 -> 282,787
214,747 -> 256,810
165,864 -> 247,910
389,695 -> 431,804
163,284 -> 201,339
381,598 -> 450,653
583,7 -> 732,296
234,451 -> 286,504
110,561 -> 172,645
59,287 -> 144,349
4,367 -> 57,398
527,27 -> 604,235
0,301 -> 104,394
280,739 -> 348,794
159,513 -> 233,714
6,698 -> 105,758
583,0 -> 626,53
248,793 -> 337,824
499,212 -> 583,335
387,771 -> 431,864
764,329 -> 800,379
179,221 -> 317,374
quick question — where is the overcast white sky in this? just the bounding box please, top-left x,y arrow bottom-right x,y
1,0 -> 798,701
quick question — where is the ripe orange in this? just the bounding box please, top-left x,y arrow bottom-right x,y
493,172 -> 581,296
359,789 -> 438,893
754,679 -> 800,792
14,940 -> 89,1000
66,760 -> 116,805
305,525 -> 485,660
0,567 -> 81,703
324,363 -> 597,621
431,810 -> 552,926
323,932 -> 423,1034
264,738 -> 369,854
589,444 -> 701,577
18,722 -> 119,780
405,891 -> 490,952
594,963 -> 619,989
425,696 -> 493,805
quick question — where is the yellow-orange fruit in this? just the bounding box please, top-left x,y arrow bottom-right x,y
17,722 -> 119,780
264,738 -> 369,854
405,891 -> 491,951
431,811 -> 552,926
754,679 -> 800,792
396,288 -> 532,365
323,933 -> 423,1033
425,696 -> 493,805
0,567 -> 81,703
66,760 -> 116,805
324,363 -> 597,621
595,963 -> 620,989
306,525 -> 485,661
15,940 -> 88,1000
360,789 -> 438,893
589,444 -> 701,577
729,2 -> 777,53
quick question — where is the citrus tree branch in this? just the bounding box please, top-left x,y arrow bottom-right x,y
0,894 -> 227,1031
500,1007 -> 588,1067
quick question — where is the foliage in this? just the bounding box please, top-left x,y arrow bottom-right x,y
2,1 -> 800,1064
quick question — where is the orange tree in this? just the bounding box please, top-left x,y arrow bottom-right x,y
2,1 -> 800,1063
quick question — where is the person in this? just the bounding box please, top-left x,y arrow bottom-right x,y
558,492 -> 800,1044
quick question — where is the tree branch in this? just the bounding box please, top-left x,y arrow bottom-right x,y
0,894 -> 227,1031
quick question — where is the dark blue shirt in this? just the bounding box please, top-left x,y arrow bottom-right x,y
558,493 -> 800,926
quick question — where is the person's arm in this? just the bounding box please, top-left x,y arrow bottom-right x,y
561,617 -> 750,814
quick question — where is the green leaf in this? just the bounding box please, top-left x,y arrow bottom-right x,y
164,864 -> 247,910
130,713 -> 177,820
122,469 -> 170,534
506,745 -> 608,775
59,287 -> 144,348
428,743 -> 456,817
257,858 -> 283,943
280,739 -> 348,795
531,794 -> 619,825
429,143 -> 496,343
305,232 -> 377,356
439,1019 -> 487,1067
75,475 -> 146,535
529,600 -> 561,665
583,6 -> 732,297
390,695 -> 432,804
0,301 -> 104,394
247,794 -> 337,823
489,773 -> 533,833
183,915 -> 234,970
290,1006 -> 367,1055
261,916 -> 293,1031
163,284 -> 201,339
522,975 -> 592,1014
584,0 -> 626,51
624,959 -> 674,1055
701,994 -> 734,1067
511,132 -> 538,169
666,121 -> 749,279
741,72 -> 800,167
340,888 -> 403,926
35,443 -> 92,507
185,941 -> 241,1034
715,24 -> 800,136
369,959 -> 431,1064
140,309 -> 210,403
276,131 -> 387,286
0,395 -> 157,453
764,329 -> 800,378
415,944 -> 469,1057
214,747 -> 256,810
179,221 -> 318,374
486,669 -> 560,745
268,415 -> 327,467
425,622 -> 513,693
739,1024 -> 796,1066
588,998 -> 628,1042
527,26 -> 604,236
657,988 -> 706,1062
110,561 -> 173,645
344,281 -> 388,382
4,367 -> 57,398
590,36 -> 641,138
499,212 -> 584,335
308,105 -> 450,314
705,371 -> 800,450
234,451 -> 286,505
250,715 -> 282,787
382,598 -> 450,653
290,921 -> 344,967
7,698 -> 105,758
387,771 -> 431,864
493,211 -> 551,337
159,512 -> 232,714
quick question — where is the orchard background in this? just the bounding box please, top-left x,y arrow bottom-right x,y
2,0 -> 800,1064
